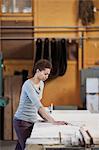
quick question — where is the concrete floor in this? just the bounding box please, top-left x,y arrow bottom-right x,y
0,140 -> 17,150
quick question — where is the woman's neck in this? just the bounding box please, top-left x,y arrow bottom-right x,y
31,76 -> 40,85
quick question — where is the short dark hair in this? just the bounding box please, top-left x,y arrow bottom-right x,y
33,59 -> 52,76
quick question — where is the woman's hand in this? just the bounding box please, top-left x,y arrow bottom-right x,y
53,121 -> 68,125
38,107 -> 68,125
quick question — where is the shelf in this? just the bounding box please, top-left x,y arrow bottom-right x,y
1,0 -> 32,14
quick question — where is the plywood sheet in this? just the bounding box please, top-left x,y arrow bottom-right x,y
12,76 -> 22,140
4,76 -> 13,140
4,75 -> 22,140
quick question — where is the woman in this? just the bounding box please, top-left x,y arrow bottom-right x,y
13,59 -> 66,150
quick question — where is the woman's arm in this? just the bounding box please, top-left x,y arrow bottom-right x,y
38,106 -> 67,125
38,106 -> 55,123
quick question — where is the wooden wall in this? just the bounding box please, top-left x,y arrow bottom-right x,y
4,60 -> 33,76
34,0 -> 81,107
34,0 -> 78,37
1,20 -> 34,60
33,0 -> 99,107
42,61 -> 80,106
83,0 -> 99,68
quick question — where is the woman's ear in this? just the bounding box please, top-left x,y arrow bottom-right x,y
36,69 -> 40,73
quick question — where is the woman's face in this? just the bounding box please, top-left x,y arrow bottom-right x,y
37,68 -> 51,81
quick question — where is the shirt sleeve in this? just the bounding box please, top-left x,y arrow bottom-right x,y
23,81 -> 43,110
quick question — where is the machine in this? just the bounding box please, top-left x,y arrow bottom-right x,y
0,52 -> 9,140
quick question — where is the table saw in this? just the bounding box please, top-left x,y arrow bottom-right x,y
26,110 -> 99,150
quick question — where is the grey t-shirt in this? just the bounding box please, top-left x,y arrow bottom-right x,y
14,79 -> 44,123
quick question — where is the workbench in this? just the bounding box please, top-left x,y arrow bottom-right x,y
26,110 -> 99,150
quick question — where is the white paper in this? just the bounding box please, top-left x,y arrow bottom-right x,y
86,78 -> 99,93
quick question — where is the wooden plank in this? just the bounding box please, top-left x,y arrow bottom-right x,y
4,76 -> 13,140
26,144 -> 43,150
4,75 -> 22,140
12,76 -> 22,140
